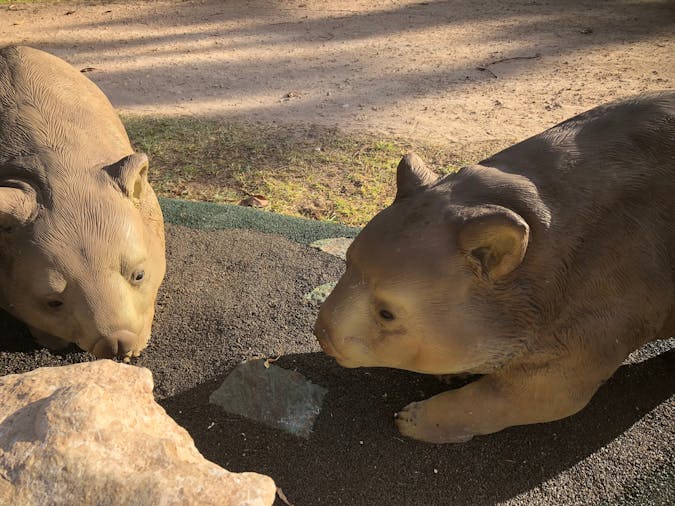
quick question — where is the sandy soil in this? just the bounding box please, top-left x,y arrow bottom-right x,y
2,0 -> 673,147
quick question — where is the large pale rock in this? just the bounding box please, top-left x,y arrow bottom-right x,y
0,360 -> 276,506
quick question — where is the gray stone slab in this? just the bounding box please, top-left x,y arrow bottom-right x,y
303,282 -> 337,305
309,237 -> 354,260
209,359 -> 327,439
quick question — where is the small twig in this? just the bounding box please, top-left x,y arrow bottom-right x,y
263,354 -> 282,368
475,66 -> 498,78
276,487 -> 294,506
486,52 -> 542,66
476,53 -> 541,79
353,145 -> 371,158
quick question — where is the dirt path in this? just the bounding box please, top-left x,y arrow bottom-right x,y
2,0 -> 673,146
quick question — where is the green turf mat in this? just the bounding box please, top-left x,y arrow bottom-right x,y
159,198 -> 361,244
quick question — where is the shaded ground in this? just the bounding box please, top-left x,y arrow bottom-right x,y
0,204 -> 673,505
2,0 -> 673,146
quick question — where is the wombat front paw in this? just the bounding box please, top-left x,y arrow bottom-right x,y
395,401 -> 474,444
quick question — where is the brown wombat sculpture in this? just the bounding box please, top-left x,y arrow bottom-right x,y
0,46 -> 166,359
314,92 -> 674,443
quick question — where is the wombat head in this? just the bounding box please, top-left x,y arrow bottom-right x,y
314,153 -> 531,375
0,153 -> 166,358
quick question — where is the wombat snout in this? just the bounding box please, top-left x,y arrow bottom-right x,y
90,330 -> 140,359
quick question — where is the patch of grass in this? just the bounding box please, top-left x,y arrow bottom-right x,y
123,116 -> 504,227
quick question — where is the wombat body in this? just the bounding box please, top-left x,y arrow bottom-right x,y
315,92 -> 675,442
0,46 -> 166,358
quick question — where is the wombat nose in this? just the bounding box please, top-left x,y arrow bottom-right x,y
91,330 -> 138,358
110,330 -> 138,356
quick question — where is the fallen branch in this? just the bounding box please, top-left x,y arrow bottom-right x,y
276,487 -> 294,506
487,52 -> 542,66
476,53 -> 542,78
263,354 -> 282,368
476,66 -> 498,78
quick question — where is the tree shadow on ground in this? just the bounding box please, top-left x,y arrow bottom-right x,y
161,347 -> 674,506
5,0 -> 672,123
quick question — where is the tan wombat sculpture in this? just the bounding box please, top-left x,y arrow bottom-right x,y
0,46 -> 166,359
315,92 -> 674,443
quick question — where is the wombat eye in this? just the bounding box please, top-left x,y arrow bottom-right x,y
130,270 -> 145,284
47,300 -> 63,309
379,309 -> 395,321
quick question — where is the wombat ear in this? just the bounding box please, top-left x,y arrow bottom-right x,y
395,152 -> 439,202
104,153 -> 149,202
0,185 -> 38,231
457,206 -> 529,281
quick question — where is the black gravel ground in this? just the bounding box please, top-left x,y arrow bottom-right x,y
0,217 -> 673,506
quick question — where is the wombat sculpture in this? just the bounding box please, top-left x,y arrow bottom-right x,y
314,92 -> 675,443
0,46 -> 166,359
